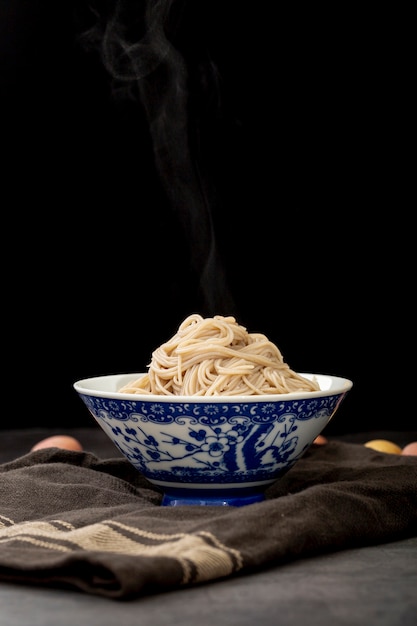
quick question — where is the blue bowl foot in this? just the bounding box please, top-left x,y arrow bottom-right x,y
160,488 -> 266,507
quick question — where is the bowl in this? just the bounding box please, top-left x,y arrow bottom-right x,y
74,372 -> 352,507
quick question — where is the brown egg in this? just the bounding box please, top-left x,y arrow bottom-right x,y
401,441 -> 417,456
364,439 -> 402,454
31,435 -> 83,452
313,434 -> 328,445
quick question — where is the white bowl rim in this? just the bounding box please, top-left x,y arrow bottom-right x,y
74,372 -> 353,402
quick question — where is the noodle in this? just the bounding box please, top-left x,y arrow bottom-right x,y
118,314 -> 320,396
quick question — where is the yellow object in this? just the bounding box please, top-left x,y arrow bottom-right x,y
364,439 -> 402,454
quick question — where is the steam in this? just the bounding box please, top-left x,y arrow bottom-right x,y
79,0 -> 235,314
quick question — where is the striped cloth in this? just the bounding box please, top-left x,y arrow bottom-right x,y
0,442 -> 416,599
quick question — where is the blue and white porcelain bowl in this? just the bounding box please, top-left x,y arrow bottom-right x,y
74,373 -> 352,507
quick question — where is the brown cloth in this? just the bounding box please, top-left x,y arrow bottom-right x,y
1,441 -> 416,599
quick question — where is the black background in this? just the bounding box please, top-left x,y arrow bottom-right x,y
1,2 -> 413,434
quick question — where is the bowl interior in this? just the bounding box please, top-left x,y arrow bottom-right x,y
74,372 -> 352,400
